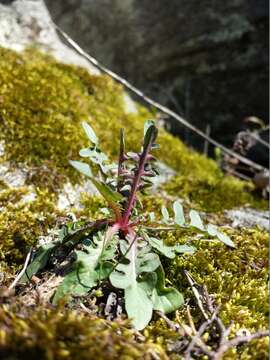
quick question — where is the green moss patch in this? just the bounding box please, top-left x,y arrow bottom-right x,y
0,46 -> 265,211
0,305 -> 166,360
162,227 -> 269,358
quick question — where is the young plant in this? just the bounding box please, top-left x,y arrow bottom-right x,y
20,120 -> 235,330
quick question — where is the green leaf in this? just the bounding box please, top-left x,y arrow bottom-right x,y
90,177 -> 123,203
69,160 -> 92,177
53,232 -> 116,303
82,121 -> 98,145
174,244 -> 196,254
53,263 -> 96,303
143,121 -> 158,149
144,120 -> 155,137
173,200 -> 185,226
125,284 -> 153,330
79,148 -> 107,161
147,236 -> 176,259
207,224 -> 235,248
189,210 -> 204,231
147,235 -> 196,258
152,266 -> 184,314
161,205 -> 170,224
110,237 -> 159,330
20,243 -> 56,283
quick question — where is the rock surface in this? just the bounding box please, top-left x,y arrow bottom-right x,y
0,0 -> 98,74
45,0 -> 269,149
225,207 -> 269,229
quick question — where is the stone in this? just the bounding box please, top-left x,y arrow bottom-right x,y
45,0 -> 269,149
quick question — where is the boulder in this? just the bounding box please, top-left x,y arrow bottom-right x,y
45,0 -> 269,148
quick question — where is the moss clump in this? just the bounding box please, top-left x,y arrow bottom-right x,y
161,227 -> 268,359
0,46 -> 265,211
0,305 -> 167,360
164,174 -> 266,212
0,188 -> 58,266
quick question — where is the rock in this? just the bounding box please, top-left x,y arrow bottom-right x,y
225,207 -> 269,229
45,0 -> 269,149
0,0 -> 99,74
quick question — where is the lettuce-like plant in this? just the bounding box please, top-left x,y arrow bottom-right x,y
20,120 -> 234,330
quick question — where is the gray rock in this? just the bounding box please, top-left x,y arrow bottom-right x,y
0,0 -> 99,74
225,207 -> 269,229
45,0 -> 269,149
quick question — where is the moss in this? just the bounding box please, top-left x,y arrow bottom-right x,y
0,305 -> 167,360
0,188 -> 58,266
161,227 -> 269,358
0,46 -> 265,212
164,174 -> 266,212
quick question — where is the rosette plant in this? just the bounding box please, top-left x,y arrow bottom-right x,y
21,120 -> 234,330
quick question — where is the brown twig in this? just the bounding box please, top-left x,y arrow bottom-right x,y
155,310 -> 180,332
184,272 -> 269,359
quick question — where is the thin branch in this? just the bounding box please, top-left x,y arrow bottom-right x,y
54,24 -> 266,173
8,247 -> 33,290
185,271 -> 209,320
213,330 -> 270,360
155,310 -> 180,332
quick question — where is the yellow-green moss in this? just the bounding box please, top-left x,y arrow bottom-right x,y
0,46 -> 268,358
0,188 -> 58,266
0,305 -> 167,360
0,46 -> 265,211
160,227 -> 269,359
164,174 -> 266,212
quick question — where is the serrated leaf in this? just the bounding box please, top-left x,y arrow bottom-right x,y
161,205 -> 170,224
189,210 -> 204,231
69,160 -> 92,177
82,121 -> 98,145
173,200 -> 185,226
136,252 -> 160,272
53,263 -> 96,303
147,236 -> 176,259
110,233 -> 159,330
207,224 -> 235,248
152,266 -> 184,314
20,243 -> 56,283
53,232 -> 116,303
147,235 -> 196,258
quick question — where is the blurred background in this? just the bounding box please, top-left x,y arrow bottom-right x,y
44,0 -> 269,152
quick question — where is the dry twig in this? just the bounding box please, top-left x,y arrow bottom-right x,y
8,247 -> 32,291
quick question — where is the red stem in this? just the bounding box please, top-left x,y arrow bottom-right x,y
121,135 -> 155,228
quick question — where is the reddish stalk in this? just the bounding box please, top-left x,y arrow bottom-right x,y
121,130 -> 156,228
